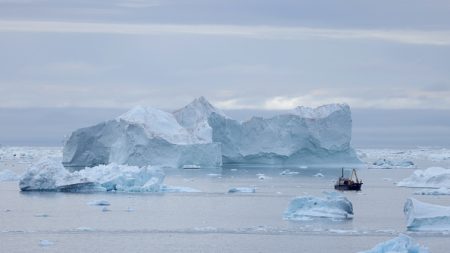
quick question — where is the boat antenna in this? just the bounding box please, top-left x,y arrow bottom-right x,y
341,167 -> 344,178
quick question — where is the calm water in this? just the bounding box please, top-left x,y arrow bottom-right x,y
1,152 -> 450,252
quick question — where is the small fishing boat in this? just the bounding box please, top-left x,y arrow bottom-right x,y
334,168 -> 363,191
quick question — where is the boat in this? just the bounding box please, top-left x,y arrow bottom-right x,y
334,168 -> 363,191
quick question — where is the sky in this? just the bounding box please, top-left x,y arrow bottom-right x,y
0,0 -> 449,147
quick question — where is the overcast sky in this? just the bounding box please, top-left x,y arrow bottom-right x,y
0,0 -> 449,147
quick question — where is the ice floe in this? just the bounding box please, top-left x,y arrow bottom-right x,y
397,167 -> 450,188
358,234 -> 429,253
404,198 -> 450,232
228,187 -> 256,193
283,192 -> 353,221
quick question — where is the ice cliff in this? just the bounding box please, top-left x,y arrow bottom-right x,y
404,198 -> 450,232
63,97 -> 360,169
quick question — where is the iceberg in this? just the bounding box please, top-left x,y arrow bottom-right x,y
0,169 -> 19,182
228,187 -> 256,193
397,167 -> 450,188
283,192 -> 353,221
19,158 -> 164,192
62,97 -> 360,169
404,198 -> 450,231
358,234 -> 429,253
370,159 -> 415,169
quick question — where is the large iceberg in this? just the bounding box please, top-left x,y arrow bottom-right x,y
19,158 -> 164,192
283,192 -> 353,220
404,198 -> 450,232
397,167 -> 450,188
358,234 -> 429,253
63,97 -> 360,169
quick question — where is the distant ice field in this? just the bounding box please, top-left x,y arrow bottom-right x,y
1,146 -> 449,253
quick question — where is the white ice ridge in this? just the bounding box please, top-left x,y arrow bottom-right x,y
283,192 -> 353,221
19,158 -> 164,192
404,198 -> 450,232
358,234 -> 429,253
397,167 -> 450,188
63,97 -> 360,169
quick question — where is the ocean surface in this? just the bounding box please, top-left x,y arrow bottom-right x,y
1,147 -> 450,253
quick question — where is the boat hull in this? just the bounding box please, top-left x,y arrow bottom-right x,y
334,183 -> 362,191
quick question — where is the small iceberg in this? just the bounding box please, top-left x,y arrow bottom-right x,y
370,159 -> 415,169
358,234 -> 429,253
160,185 -> 201,193
19,158 -> 164,192
0,169 -> 20,182
404,198 -> 450,231
283,192 -> 353,221
397,167 -> 450,188
228,187 -> 256,193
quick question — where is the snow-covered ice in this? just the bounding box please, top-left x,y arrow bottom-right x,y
358,234 -> 429,253
397,167 -> 450,188
19,158 -> 164,192
62,97 -> 361,169
404,198 -> 450,232
0,169 -> 19,181
228,187 -> 256,193
283,192 -> 353,221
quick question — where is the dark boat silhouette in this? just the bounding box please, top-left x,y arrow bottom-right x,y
334,168 -> 363,191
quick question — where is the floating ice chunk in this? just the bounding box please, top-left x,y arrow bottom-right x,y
101,207 -> 111,212
404,198 -> 450,231
314,173 -> 324,178
74,227 -> 95,232
280,170 -> 299,176
415,187 -> 450,195
283,192 -> 353,220
228,187 -> 256,193
0,169 -> 20,182
87,200 -> 110,206
397,167 -> 450,188
19,158 -> 165,192
257,173 -> 266,180
160,185 -> 201,193
34,213 -> 49,217
39,240 -> 54,247
370,159 -> 415,169
358,234 -> 429,253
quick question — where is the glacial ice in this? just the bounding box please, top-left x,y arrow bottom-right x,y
62,97 -> 360,169
358,234 -> 429,253
397,167 -> 450,188
19,158 -> 164,192
404,198 -> 450,231
0,169 -> 19,181
370,159 -> 415,169
283,192 -> 353,221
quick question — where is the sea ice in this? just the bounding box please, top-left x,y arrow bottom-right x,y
19,158 -> 164,192
358,234 -> 429,253
414,187 -> 450,195
0,169 -> 19,181
228,187 -> 256,193
87,200 -> 110,206
404,198 -> 450,231
370,159 -> 415,169
397,167 -> 450,188
283,192 -> 353,220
